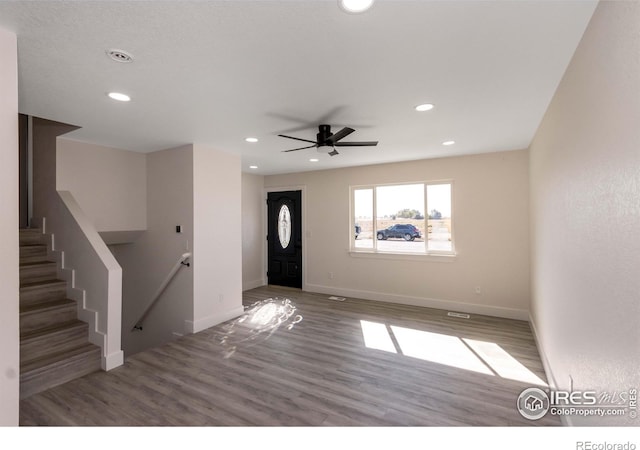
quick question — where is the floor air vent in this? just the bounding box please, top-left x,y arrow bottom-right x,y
447,312 -> 470,319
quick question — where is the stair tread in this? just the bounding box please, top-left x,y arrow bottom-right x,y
20,278 -> 66,289
20,278 -> 66,287
21,319 -> 86,340
20,343 -> 100,373
19,231 -> 45,245
20,260 -> 56,267
19,245 -> 47,258
20,298 -> 75,315
20,254 -> 51,263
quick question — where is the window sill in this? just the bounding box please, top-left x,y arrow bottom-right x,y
349,249 -> 457,262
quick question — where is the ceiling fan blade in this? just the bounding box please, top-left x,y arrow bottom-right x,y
278,134 -> 317,144
282,144 -> 317,153
328,148 -> 339,157
325,127 -> 355,144
334,141 -> 379,147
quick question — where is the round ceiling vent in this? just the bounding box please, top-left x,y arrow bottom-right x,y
106,49 -> 133,63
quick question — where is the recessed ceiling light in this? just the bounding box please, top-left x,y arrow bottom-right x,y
106,49 -> 133,63
442,140 -> 456,146
309,158 -> 319,162
245,137 -> 259,143
249,165 -> 258,169
338,0 -> 374,13
108,92 -> 131,102
415,103 -> 434,112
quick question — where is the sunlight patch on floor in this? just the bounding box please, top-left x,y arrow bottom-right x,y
360,320 -> 397,353
359,320 -> 548,386
462,338 -> 547,386
390,325 -> 494,375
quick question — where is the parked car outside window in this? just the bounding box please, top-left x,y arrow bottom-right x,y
376,224 -> 421,241
355,224 -> 361,239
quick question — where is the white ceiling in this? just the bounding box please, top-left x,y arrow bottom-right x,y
0,0 -> 597,175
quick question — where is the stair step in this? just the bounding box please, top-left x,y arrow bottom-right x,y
21,320 -> 90,364
19,261 -> 58,284
20,279 -> 67,306
19,229 -> 44,246
20,244 -> 47,259
19,254 -> 52,265
20,343 -> 101,399
18,228 -> 101,400
20,298 -> 78,335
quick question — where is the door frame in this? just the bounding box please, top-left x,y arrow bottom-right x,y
263,185 -> 307,291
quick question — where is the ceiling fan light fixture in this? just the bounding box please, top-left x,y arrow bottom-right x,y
415,103 -> 434,112
310,158 -> 319,163
339,0 -> 374,14
317,145 -> 334,154
245,137 -> 259,143
442,140 -> 456,146
249,165 -> 258,169
280,124 -> 378,156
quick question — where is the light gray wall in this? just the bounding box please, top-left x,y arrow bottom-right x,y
57,138 -> 147,233
111,143 -> 244,354
32,118 -> 79,221
265,150 -> 530,319
529,1 -> 640,426
0,26 -> 19,426
113,145 -> 194,356
190,144 -> 244,332
242,172 -> 265,291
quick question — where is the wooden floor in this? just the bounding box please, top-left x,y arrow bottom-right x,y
20,286 -> 560,426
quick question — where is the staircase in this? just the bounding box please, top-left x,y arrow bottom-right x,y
19,228 -> 101,399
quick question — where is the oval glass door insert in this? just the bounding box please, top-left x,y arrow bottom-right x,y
278,204 -> 292,249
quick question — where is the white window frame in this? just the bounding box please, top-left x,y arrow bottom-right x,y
349,180 -> 456,258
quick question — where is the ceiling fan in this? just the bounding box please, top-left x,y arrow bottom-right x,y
279,124 -> 378,156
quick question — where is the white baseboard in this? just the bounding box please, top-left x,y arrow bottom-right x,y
102,350 -> 124,371
243,278 -> 266,291
305,283 -> 529,321
184,306 -> 245,334
528,313 -> 571,426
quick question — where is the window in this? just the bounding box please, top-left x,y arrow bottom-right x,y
277,204 -> 292,249
351,182 -> 453,255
